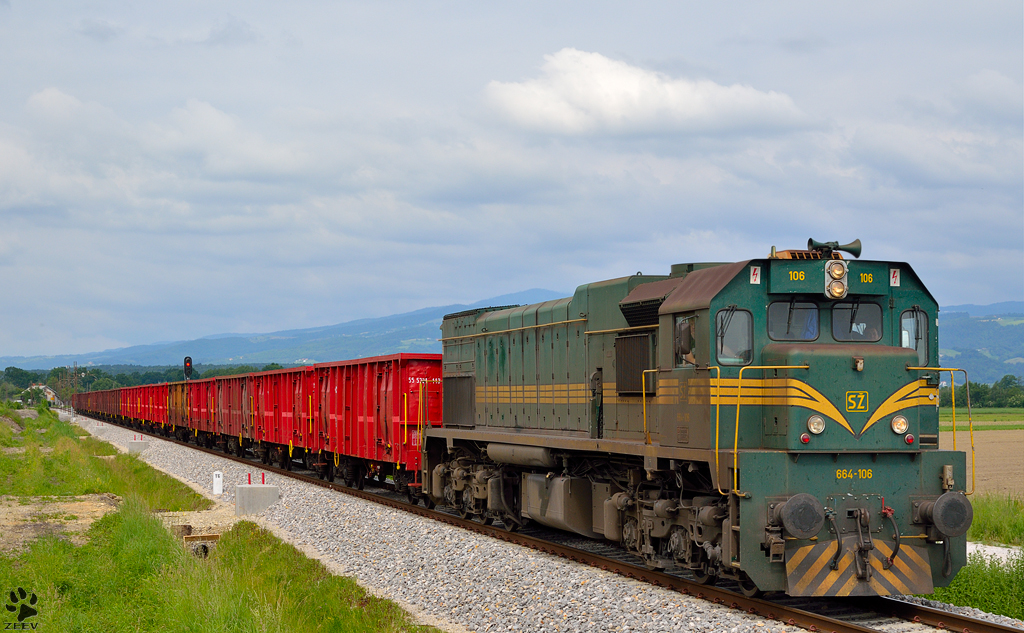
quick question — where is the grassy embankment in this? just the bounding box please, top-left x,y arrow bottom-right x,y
0,405 -> 438,632
1,498 -> 437,632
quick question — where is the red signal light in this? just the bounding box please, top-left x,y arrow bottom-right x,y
905,434 -> 914,444
800,433 -> 810,444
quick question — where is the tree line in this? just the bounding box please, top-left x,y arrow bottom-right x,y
1,363 -> 285,404
939,374 -> 1023,408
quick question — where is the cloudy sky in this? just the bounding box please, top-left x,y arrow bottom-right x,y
1,2 -> 1021,358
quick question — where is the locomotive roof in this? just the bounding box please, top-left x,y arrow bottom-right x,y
658,260 -> 751,315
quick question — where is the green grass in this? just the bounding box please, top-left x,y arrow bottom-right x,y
968,494 -> 1024,547
927,551 -> 1024,620
939,407 -> 1024,422
0,409 -> 208,512
939,424 -> 1024,432
0,498 -> 438,632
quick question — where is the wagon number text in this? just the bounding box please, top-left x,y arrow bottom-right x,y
836,469 -> 873,480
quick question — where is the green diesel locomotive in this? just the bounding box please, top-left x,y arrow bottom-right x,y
423,239 -> 974,597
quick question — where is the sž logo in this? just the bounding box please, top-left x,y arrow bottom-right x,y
4,588 -> 38,629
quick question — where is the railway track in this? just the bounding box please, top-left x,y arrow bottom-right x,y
90,416 -> 1019,633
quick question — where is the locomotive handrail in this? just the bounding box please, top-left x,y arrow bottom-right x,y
707,366 -> 726,495
641,369 -> 659,445
728,364 -> 810,496
907,366 -> 975,495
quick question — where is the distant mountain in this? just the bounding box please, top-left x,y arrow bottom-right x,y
942,301 -> 1024,317
0,289 -> 567,371
939,303 -> 1024,384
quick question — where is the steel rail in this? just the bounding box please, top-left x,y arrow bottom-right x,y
85,414 -> 1020,633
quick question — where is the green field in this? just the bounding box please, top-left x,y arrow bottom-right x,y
939,407 -> 1024,422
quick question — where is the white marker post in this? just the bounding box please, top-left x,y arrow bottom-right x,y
213,471 -> 223,495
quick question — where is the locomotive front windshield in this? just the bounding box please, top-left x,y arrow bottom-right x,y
767,301 -> 819,341
832,301 -> 883,342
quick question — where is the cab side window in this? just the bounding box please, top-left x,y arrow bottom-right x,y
716,308 -> 752,366
901,309 -> 929,365
674,316 -> 697,367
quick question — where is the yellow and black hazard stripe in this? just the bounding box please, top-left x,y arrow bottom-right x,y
785,536 -> 933,596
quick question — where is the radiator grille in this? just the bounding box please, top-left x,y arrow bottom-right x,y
615,334 -> 654,395
443,376 -> 476,427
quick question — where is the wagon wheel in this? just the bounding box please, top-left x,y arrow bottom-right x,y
406,488 -> 419,506
235,440 -> 245,458
342,464 -> 356,488
355,465 -> 365,490
260,447 -> 270,465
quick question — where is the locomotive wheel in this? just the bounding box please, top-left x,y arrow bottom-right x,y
501,518 -> 519,533
737,577 -> 762,598
692,568 -> 716,586
423,496 -> 436,510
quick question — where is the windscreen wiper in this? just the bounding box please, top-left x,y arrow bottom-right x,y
718,305 -> 737,354
849,297 -> 861,333
786,297 -> 796,334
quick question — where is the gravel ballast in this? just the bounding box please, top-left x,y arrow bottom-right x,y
70,413 -> 1022,633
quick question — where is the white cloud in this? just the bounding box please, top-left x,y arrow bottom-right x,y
486,48 -> 806,135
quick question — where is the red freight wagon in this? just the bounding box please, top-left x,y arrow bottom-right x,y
188,378 -> 218,445
315,354 -> 441,494
73,389 -> 120,420
251,366 -> 316,469
215,373 -> 250,456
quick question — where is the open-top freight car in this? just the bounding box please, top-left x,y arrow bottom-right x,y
423,240 -> 974,597
72,354 -> 442,498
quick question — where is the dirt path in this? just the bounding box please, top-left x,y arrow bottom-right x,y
0,494 -> 122,554
940,429 -> 1024,497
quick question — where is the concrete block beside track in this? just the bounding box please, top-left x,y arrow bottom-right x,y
128,440 -> 150,454
235,484 -> 279,515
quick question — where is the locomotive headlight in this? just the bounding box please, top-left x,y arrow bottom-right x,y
891,415 -> 909,434
807,415 -> 825,435
827,280 -> 847,298
827,261 -> 846,280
